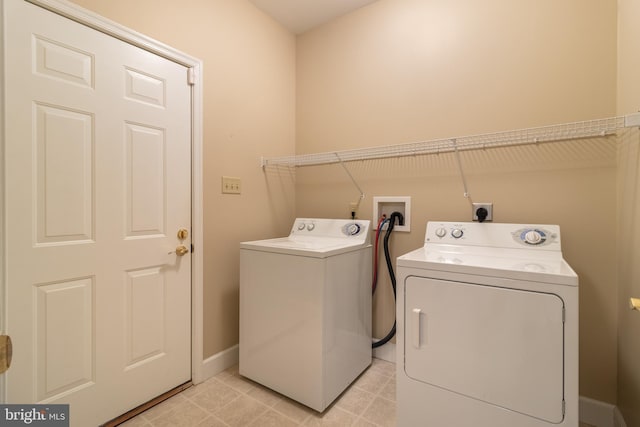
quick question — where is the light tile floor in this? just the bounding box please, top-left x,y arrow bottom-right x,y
120,358 -> 396,427
119,358 -> 596,427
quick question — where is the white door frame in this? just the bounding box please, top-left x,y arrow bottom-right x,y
0,0 -> 206,401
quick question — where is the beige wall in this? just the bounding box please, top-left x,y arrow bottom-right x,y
69,0 -> 297,357
296,0 -> 618,402
617,0 -> 640,423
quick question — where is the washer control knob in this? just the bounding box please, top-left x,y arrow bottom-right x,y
435,227 -> 447,238
345,223 -> 361,236
306,223 -> 315,231
451,229 -> 464,239
524,230 -> 543,245
297,223 -> 306,231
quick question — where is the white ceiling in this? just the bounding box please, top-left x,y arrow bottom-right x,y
249,0 -> 379,34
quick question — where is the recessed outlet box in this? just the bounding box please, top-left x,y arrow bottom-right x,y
222,176 -> 241,194
373,196 -> 411,232
472,202 -> 493,222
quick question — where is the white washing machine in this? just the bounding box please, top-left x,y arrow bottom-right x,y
239,218 -> 372,412
396,221 -> 578,427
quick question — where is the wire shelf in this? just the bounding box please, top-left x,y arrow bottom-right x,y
262,114 -> 639,168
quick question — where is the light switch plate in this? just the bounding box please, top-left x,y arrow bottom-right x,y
222,176 -> 241,194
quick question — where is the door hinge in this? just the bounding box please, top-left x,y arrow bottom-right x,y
191,243 -> 194,253
187,68 -> 196,86
0,335 -> 12,374
562,307 -> 566,323
562,399 -> 566,416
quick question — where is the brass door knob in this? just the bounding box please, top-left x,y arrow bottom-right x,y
175,245 -> 189,256
0,335 -> 12,374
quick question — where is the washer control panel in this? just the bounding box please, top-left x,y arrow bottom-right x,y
425,222 -> 561,250
290,218 -> 370,240
297,222 -> 317,231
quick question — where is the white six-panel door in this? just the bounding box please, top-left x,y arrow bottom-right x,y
3,0 -> 192,424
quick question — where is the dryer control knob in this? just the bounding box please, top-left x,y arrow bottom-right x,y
435,227 -> 447,238
451,229 -> 463,239
297,223 -> 306,231
524,230 -> 543,245
306,223 -> 315,231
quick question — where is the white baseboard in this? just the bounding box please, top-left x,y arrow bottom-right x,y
373,341 -> 396,363
580,396 -> 628,427
197,344 -> 239,384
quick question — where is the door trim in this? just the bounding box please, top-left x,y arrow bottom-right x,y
0,0 -> 206,401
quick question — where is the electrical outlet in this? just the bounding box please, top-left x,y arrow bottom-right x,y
472,202 -> 493,222
349,202 -> 359,218
222,176 -> 241,194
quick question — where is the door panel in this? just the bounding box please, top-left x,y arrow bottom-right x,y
4,0 -> 192,424
125,123 -> 166,237
35,104 -> 94,244
125,267 -> 166,368
404,276 -> 564,423
34,35 -> 94,87
35,278 -> 94,401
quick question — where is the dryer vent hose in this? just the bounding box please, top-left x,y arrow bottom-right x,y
372,211 -> 404,349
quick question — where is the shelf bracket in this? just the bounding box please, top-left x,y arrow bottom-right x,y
335,153 -> 365,216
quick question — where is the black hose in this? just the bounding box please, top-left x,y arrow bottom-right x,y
371,217 -> 389,295
372,211 -> 404,349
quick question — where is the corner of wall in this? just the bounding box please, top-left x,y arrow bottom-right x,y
580,396 -> 618,427
198,344 -> 239,384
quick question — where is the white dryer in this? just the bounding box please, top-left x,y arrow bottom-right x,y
396,221 -> 578,427
239,218 -> 372,412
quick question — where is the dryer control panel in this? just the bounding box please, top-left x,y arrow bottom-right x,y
425,222 -> 561,251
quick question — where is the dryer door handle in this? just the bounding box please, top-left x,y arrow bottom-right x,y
412,308 -> 422,348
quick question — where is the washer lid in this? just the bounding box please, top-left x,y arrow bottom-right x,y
240,218 -> 371,258
240,236 -> 370,258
